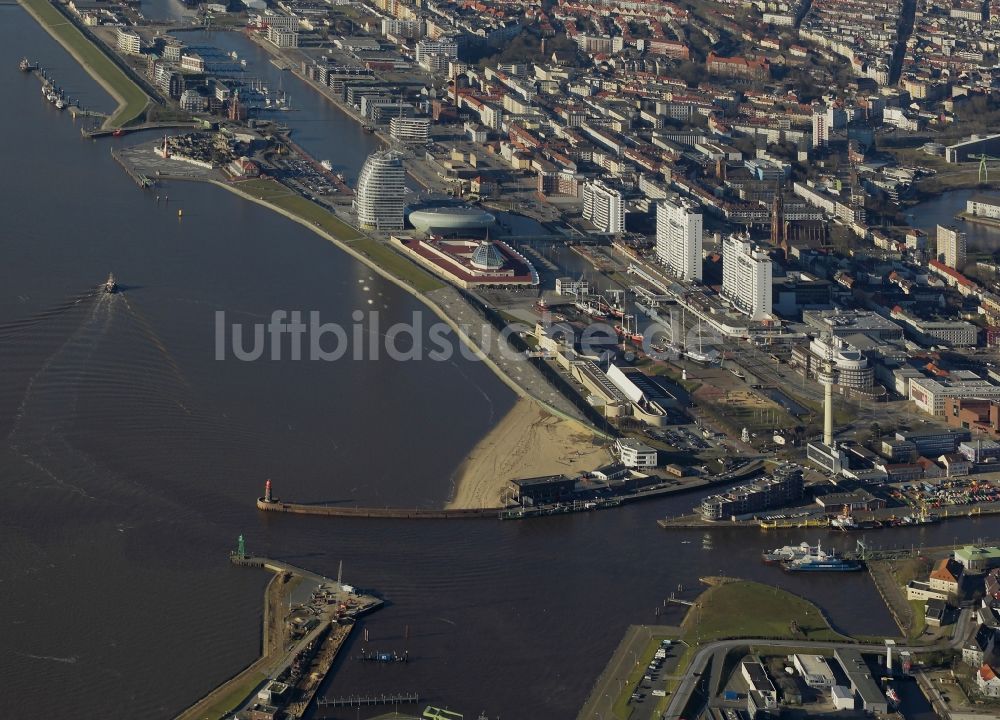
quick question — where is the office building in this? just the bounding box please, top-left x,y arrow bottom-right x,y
655,197 -> 703,282
909,375 -> 1000,414
721,234 -> 773,319
889,307 -> 977,347
802,309 -> 903,342
894,428 -> 971,455
615,438 -> 658,468
802,335 -> 873,389
389,116 -> 430,143
355,151 -> 405,230
937,225 -> 967,269
582,180 -> 625,234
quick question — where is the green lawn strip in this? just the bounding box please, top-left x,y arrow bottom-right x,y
231,178 -> 444,292
236,178 -> 296,202
349,238 -> 444,293
21,0 -> 148,126
909,599 -> 927,640
197,670 -> 266,720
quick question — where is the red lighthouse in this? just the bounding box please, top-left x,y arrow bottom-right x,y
264,479 -> 272,503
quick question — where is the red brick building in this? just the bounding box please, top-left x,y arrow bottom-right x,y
944,397 -> 1000,438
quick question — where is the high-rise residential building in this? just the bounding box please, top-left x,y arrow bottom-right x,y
116,28 -> 141,56
582,180 -> 625,234
655,197 -> 703,282
721,234 -> 773,319
355,151 -> 405,230
415,38 -> 458,64
937,225 -> 967,269
811,110 -> 828,149
811,104 -> 847,148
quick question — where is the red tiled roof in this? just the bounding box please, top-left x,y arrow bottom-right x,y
931,558 -> 960,584
929,259 -> 976,287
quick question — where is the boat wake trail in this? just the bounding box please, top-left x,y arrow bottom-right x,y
4,293 -> 116,499
0,291 -> 95,341
0,285 -> 264,515
120,294 -> 190,393
17,653 -> 79,665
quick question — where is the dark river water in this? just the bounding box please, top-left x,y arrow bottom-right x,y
3,9 -> 999,720
905,188 -> 1000,253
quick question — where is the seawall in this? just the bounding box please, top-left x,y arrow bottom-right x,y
257,497 -> 500,519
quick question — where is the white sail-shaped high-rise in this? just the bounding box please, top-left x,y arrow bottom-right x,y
355,151 -> 405,231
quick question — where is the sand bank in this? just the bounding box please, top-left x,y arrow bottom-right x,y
448,398 -> 611,509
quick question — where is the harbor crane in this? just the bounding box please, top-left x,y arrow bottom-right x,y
970,154 -> 1000,184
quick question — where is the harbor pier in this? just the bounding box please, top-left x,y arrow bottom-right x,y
110,148 -> 153,189
173,539 -> 382,720
318,692 -> 421,708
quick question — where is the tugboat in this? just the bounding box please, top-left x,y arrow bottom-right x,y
103,273 -> 118,294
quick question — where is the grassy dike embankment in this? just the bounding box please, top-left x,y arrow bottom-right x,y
18,0 -> 149,128
231,178 -> 444,293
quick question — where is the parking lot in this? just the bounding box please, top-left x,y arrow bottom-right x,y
273,155 -> 343,202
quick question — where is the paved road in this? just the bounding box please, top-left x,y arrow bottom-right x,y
426,285 -> 590,424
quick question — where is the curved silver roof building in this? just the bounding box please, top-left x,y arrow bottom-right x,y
408,206 -> 496,233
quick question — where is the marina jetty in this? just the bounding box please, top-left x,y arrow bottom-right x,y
17,0 -> 151,128
174,536 -> 382,720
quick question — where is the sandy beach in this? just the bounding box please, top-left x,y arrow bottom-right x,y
447,398 -> 611,509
